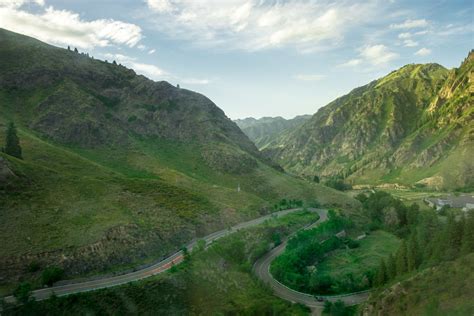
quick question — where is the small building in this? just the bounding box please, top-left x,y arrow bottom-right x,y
425,195 -> 474,211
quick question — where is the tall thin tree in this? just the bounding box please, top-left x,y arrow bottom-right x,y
4,122 -> 22,159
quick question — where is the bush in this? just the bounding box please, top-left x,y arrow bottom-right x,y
41,267 -> 64,286
13,282 -> 33,304
28,261 -> 41,273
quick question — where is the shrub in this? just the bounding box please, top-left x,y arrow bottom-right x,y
13,282 -> 33,304
41,267 -> 64,286
28,261 -> 41,273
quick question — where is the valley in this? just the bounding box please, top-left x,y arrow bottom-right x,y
0,4 -> 473,314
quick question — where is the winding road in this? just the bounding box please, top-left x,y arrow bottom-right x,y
3,208 -> 316,303
253,208 -> 370,309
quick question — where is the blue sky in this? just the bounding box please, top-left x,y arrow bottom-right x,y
0,0 -> 472,119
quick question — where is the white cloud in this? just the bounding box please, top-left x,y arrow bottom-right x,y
360,44 -> 398,65
398,32 -> 411,39
414,47 -> 431,56
148,49 -> 156,54
390,19 -> 428,29
403,39 -> 418,47
104,53 -> 166,80
339,44 -> 398,67
0,0 -> 43,8
338,58 -> 362,67
293,74 -> 325,81
145,0 -> 378,52
137,44 -> 147,51
0,5 -> 143,49
147,0 -> 173,13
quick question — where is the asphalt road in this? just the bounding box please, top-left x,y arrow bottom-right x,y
3,208 -> 314,303
253,209 -> 370,309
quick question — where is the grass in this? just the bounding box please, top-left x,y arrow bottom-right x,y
2,211 -> 318,315
317,230 -> 401,283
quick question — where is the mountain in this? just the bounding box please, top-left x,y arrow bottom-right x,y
234,115 -> 311,149
0,28 -> 356,284
264,53 -> 474,190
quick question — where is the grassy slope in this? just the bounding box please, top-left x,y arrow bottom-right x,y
3,211 -> 319,316
0,29 -> 358,285
363,253 -> 474,316
317,230 -> 400,282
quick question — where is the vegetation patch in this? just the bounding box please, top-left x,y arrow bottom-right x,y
2,211 -> 318,315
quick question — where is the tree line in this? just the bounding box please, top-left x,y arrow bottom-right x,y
374,208 -> 474,287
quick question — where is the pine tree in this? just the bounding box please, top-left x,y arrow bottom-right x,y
4,122 -> 22,159
386,253 -> 396,280
74,47 -> 79,53
461,211 -> 474,255
396,240 -> 408,276
375,258 -> 387,286
407,234 -> 420,271
445,214 -> 464,260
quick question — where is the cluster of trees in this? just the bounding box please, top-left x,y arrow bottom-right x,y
2,122 -> 22,159
271,211 -> 357,293
273,198 -> 303,211
324,177 -> 352,191
356,191 -> 420,237
374,207 -> 474,287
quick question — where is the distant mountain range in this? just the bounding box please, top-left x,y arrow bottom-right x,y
234,115 -> 311,150
0,28 -> 355,282
243,52 -> 474,190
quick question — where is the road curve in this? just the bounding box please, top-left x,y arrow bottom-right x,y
3,208 -> 315,303
253,209 -> 370,308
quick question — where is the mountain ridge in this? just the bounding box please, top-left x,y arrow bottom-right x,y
264,53 -> 473,190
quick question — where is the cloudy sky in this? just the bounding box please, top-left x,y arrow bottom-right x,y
0,0 -> 472,119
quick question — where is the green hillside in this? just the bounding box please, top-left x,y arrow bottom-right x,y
362,253 -> 474,316
234,115 -> 311,150
0,28 -> 357,287
265,53 -> 474,190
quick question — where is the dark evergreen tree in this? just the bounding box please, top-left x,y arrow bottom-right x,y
67,45 -> 70,51
407,233 -> 420,271
386,253 -> 396,280
313,175 -> 320,183
445,214 -> 464,260
375,258 -> 387,286
461,210 -> 474,255
396,240 -> 408,275
4,122 -> 22,159
74,47 -> 78,53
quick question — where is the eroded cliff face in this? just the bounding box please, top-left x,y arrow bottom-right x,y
265,52 -> 473,189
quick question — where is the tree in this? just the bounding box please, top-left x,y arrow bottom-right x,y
74,47 -> 79,53
445,214 -> 464,260
386,253 -> 396,280
67,45 -> 70,51
375,258 -> 387,286
4,122 -> 22,159
407,233 -> 421,271
13,282 -> 33,304
461,210 -> 474,255
396,240 -> 408,276
41,266 -> 64,286
313,175 -> 320,183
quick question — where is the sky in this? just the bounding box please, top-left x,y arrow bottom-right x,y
0,0 -> 472,119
